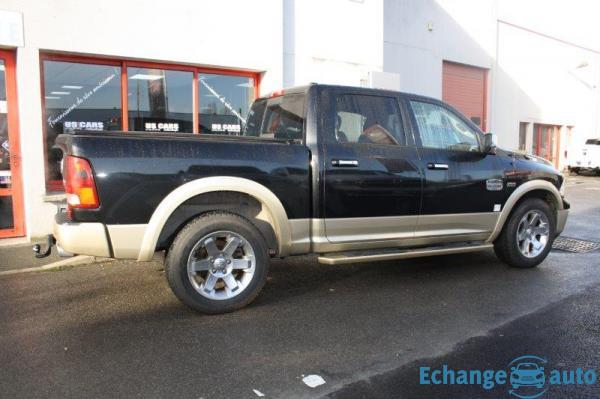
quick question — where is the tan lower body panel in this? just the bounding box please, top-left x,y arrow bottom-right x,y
318,243 -> 493,265
556,209 -> 569,234
323,215 -> 418,243
415,212 -> 499,237
288,219 -> 311,254
297,213 -> 498,254
106,213 -> 499,260
106,224 -> 148,259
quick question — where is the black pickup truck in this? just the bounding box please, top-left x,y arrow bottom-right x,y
50,84 -> 569,314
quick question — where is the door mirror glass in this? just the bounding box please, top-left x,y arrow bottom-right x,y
483,132 -> 497,154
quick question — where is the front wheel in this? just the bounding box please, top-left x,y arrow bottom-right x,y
494,198 -> 555,268
165,212 -> 269,314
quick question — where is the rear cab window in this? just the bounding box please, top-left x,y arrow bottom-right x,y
244,93 -> 305,142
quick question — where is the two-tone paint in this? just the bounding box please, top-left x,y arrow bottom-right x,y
53,84 -> 569,263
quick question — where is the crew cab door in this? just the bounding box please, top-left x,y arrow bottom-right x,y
405,96 -> 505,240
322,89 -> 422,243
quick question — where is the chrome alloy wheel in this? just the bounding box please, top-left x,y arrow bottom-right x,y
516,210 -> 550,258
187,231 -> 256,300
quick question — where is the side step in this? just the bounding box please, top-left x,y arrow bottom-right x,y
317,243 -> 493,265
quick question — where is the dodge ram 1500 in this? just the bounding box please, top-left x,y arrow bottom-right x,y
46,84 -> 569,313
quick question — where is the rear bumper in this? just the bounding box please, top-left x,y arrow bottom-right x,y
53,213 -> 111,257
53,213 -> 147,259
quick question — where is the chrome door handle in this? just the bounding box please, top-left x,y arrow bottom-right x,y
332,159 -> 359,167
427,163 -> 449,170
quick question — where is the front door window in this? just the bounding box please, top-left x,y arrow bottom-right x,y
409,100 -> 481,152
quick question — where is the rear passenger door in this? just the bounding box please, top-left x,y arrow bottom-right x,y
323,89 -> 422,243
406,97 -> 505,240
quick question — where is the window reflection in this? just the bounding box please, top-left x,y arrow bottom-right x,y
198,74 -> 254,135
128,67 -> 193,133
0,59 -> 11,192
43,60 -> 122,191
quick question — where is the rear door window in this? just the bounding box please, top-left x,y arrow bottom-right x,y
335,94 -> 405,146
244,94 -> 305,141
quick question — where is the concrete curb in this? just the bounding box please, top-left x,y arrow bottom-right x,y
0,255 -> 111,276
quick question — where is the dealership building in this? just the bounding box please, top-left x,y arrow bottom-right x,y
0,0 -> 598,242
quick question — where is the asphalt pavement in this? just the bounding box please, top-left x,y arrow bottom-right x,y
0,175 -> 599,399
0,241 -> 63,272
328,281 -> 600,399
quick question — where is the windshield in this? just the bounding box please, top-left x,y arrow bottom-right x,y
517,363 -> 539,370
244,94 -> 305,141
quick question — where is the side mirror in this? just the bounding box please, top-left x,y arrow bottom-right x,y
483,133 -> 497,154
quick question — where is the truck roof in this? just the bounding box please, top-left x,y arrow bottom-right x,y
259,83 -> 436,103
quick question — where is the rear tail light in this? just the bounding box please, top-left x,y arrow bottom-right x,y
63,155 -> 99,210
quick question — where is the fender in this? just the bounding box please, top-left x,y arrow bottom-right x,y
486,179 -> 563,243
137,176 -> 292,261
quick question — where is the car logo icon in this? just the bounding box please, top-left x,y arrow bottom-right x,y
508,355 -> 548,398
510,362 -> 545,388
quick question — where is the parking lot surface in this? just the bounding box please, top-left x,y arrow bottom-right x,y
1,176 -> 599,398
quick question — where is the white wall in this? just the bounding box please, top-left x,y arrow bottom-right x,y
382,0 -> 599,166
0,0 -> 284,238
284,0 -> 384,88
383,0 -> 496,97
491,22 -> 599,155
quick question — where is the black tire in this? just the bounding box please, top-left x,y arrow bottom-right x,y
493,198 -> 555,268
165,212 -> 269,314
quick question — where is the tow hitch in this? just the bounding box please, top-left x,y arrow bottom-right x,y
32,235 -> 56,258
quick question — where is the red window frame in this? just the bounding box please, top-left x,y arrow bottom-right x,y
0,49 -> 25,238
40,53 -> 261,192
533,123 -> 562,168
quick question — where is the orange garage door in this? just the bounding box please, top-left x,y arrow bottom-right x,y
442,61 -> 487,131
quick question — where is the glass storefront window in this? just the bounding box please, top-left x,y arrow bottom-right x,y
41,55 -> 258,192
0,60 -> 9,189
198,74 -> 254,135
43,60 -> 122,191
127,67 -> 193,133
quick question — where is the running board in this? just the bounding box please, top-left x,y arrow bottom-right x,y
317,243 -> 493,265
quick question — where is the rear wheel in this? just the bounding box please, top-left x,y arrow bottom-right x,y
494,198 -> 555,268
165,212 -> 269,314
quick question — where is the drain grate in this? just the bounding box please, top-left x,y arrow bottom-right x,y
552,236 -> 600,253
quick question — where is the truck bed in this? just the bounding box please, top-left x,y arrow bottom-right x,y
55,131 -> 311,225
